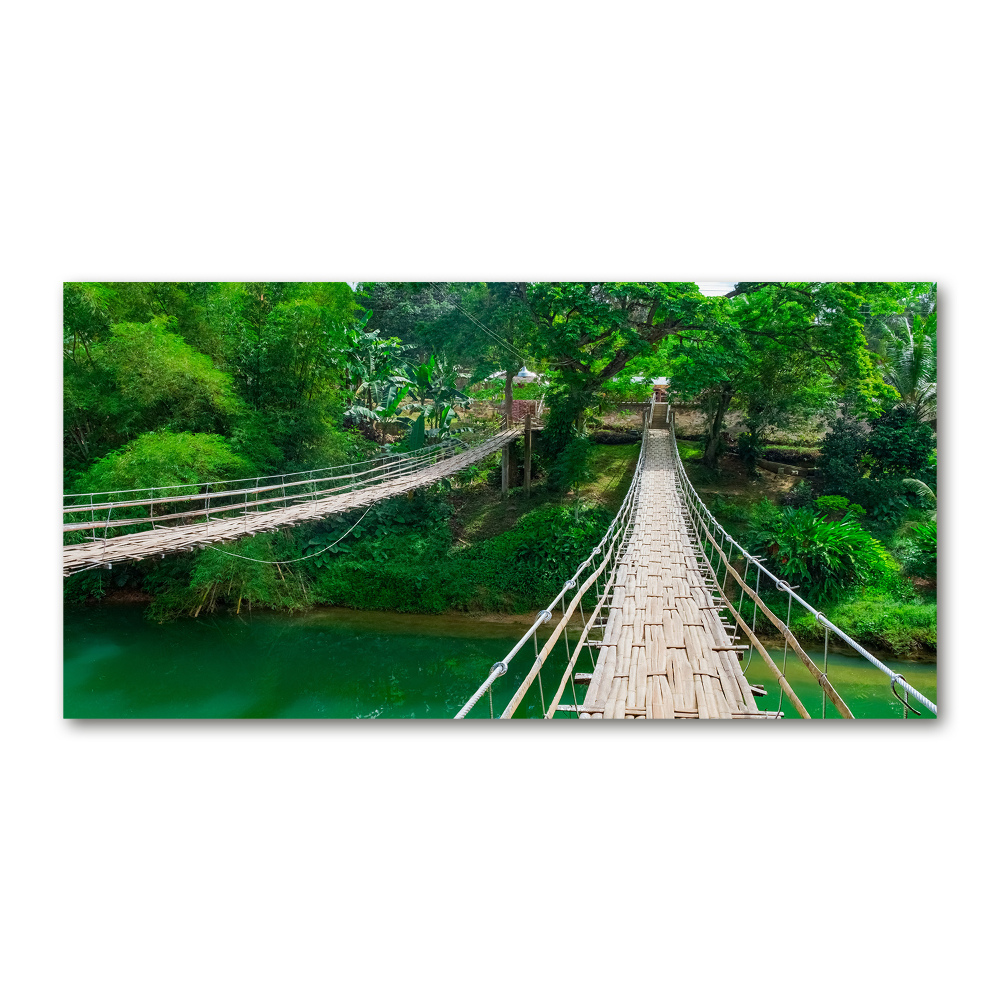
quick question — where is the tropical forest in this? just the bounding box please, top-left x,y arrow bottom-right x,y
63,281 -> 937,719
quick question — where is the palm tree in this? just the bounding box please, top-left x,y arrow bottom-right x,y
901,478 -> 937,520
865,288 -> 937,423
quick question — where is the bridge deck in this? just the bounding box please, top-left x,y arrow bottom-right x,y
64,428 -> 522,575
579,430 -> 764,719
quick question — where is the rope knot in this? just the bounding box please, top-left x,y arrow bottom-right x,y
535,610 -> 552,624
491,661 -> 508,677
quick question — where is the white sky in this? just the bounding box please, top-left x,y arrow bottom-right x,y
696,281 -> 737,296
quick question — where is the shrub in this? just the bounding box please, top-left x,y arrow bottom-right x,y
591,429 -> 641,445
73,430 -> 253,497
816,495 -> 867,519
781,480 -> 815,509
737,431 -> 766,474
146,536 -> 312,620
547,435 -> 594,493
307,502 -> 613,615
817,413 -> 936,525
790,596 -> 937,656
89,316 -> 242,436
746,505 -> 894,602
897,521 -> 937,580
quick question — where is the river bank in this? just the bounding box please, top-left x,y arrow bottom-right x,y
65,437 -> 936,660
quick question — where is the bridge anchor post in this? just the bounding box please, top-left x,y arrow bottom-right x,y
523,411 -> 532,498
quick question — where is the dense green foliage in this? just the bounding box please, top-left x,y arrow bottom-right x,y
305,497 -> 611,615
711,483 -> 936,654
64,280 -> 936,655
789,596 -> 937,657
743,503 -> 894,602
64,282 -> 371,488
817,409 -> 936,523
74,432 -> 253,495
128,494 -> 612,619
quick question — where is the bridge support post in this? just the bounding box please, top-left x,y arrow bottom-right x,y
523,411 -> 532,498
501,443 -> 509,496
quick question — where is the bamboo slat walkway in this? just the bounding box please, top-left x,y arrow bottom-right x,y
63,428 -> 523,575
457,403 -> 936,720
578,429 -> 765,719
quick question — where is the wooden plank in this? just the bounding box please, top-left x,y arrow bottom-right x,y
660,675 -> 675,719
672,648 -> 696,713
711,673 -> 733,719
649,670 -> 663,718
694,672 -> 714,719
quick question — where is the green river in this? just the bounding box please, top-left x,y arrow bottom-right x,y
64,605 -> 937,720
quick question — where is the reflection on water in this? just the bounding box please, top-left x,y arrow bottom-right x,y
64,605 -> 936,720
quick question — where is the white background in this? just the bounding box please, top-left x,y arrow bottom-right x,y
1,2 -> 994,998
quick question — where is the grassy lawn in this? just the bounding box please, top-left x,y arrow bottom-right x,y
448,442 -> 641,545
578,443 -> 640,509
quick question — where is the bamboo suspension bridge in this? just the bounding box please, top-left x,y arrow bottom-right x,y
455,403 -> 938,720
63,425 -> 526,575
63,404 -> 937,719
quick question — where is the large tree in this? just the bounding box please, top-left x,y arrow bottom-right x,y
668,282 -> 896,466
515,282 -> 716,454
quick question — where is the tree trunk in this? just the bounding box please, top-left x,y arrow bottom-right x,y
702,388 -> 733,468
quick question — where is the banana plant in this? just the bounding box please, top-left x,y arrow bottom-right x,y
344,377 -> 412,443
404,354 -> 470,429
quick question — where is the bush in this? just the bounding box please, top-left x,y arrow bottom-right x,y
791,596 -> 937,656
73,430 -> 253,497
781,480 -> 815,509
307,501 -> 612,615
147,535 -> 312,620
895,521 -> 937,580
455,504 -> 611,612
745,503 -> 894,602
547,435 -> 594,493
590,429 -> 641,445
759,446 -> 819,464
737,431 -> 765,474
816,495 -> 867,519
817,413 -> 936,525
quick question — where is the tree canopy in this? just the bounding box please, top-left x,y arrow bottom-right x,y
64,279 -> 935,494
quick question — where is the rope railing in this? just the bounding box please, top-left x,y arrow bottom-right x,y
455,408 -> 651,719
62,428 -> 503,543
456,400 -> 936,720
63,436 -> 475,511
63,447 -> 459,534
665,412 -> 938,718
63,426 -> 521,575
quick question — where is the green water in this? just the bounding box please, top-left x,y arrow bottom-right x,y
63,605 -> 936,720
742,644 -> 936,720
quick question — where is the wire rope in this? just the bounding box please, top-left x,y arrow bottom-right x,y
203,504 -> 374,565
